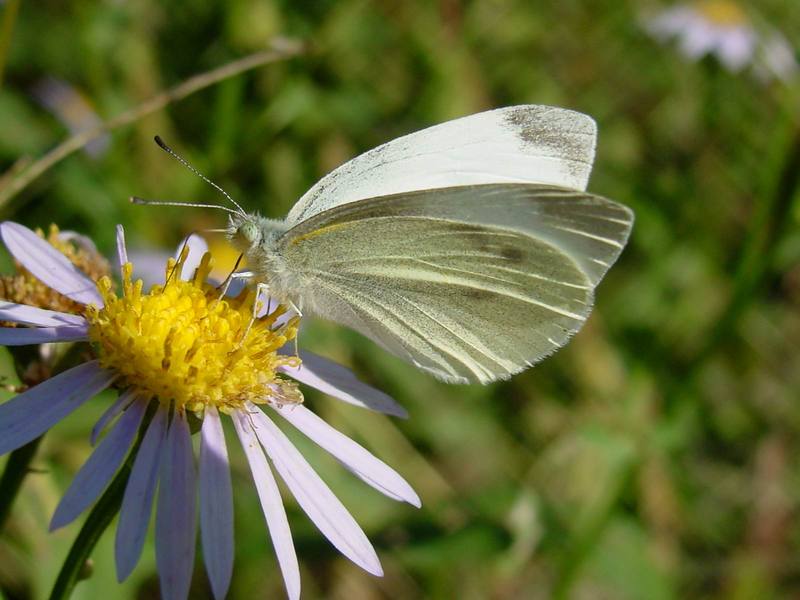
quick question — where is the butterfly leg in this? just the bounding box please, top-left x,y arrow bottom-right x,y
217,269 -> 256,301
216,252 -> 245,294
285,299 -> 303,359
287,299 -> 303,318
239,281 -> 271,344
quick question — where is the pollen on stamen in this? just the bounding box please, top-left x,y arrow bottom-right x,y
84,247 -> 302,415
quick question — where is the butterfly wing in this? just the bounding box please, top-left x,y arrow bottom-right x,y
279,184 -> 633,384
285,105 -> 597,227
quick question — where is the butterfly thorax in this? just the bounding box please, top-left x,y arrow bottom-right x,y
226,213 -> 298,302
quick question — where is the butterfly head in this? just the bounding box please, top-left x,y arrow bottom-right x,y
226,213 -> 288,256
228,215 -> 261,248
226,214 -> 263,254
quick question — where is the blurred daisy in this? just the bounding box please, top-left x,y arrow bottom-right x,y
645,1 -> 798,81
31,77 -> 110,158
0,222 -> 418,600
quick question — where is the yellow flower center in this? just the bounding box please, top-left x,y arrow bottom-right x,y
696,0 -> 747,27
205,234 -> 248,283
84,248 -> 302,414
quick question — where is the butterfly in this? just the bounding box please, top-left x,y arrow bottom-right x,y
138,105 -> 634,384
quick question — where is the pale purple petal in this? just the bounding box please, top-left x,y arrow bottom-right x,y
200,406 -> 234,600
0,324 -> 89,345
127,250 -> 169,288
280,351 -> 407,418
232,411 -> 300,600
760,33 -> 798,82
50,398 -> 147,530
156,412 -> 197,600
717,27 -> 756,71
175,234 -> 208,281
116,225 -> 128,274
257,301 -> 296,324
57,230 -> 99,254
646,6 -> 694,40
0,361 -> 114,455
249,407 -> 383,576
0,221 -> 103,306
0,301 -> 86,327
128,235 -> 209,287
274,404 -> 420,507
116,406 -> 168,581
679,21 -> 718,60
252,290 -> 285,320
227,277 -> 248,299
90,389 -> 137,446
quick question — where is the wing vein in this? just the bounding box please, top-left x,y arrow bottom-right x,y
545,224 -> 625,248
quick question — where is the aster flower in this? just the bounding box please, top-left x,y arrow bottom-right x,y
644,1 -> 798,82
0,221 -> 418,600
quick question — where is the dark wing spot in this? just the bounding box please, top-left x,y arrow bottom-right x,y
500,246 -> 524,262
462,287 -> 494,300
441,222 -> 496,253
503,106 -> 590,178
443,222 -> 485,234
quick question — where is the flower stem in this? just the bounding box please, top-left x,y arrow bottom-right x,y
0,436 -> 42,532
48,407 -> 153,600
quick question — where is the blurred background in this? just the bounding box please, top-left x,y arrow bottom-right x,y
0,1 -> 799,598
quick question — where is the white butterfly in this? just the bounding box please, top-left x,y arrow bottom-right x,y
142,105 -> 634,384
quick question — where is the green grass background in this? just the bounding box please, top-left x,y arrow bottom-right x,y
1,1 -> 799,598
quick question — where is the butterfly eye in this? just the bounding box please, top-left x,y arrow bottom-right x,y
237,221 -> 260,246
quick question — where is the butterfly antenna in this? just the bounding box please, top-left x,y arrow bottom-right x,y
130,196 -> 241,216
153,135 -> 247,216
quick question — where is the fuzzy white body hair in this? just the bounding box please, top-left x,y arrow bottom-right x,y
226,214 -> 307,308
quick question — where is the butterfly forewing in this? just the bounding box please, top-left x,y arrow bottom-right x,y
285,106 -> 598,227
279,184 -> 633,383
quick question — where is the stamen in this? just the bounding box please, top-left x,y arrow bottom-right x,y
85,250 -> 302,414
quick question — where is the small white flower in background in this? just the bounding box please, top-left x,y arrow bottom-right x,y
31,77 -> 111,158
0,222 -> 418,600
645,1 -> 798,82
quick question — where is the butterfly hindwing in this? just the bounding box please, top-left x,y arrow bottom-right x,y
279,183 -> 633,383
